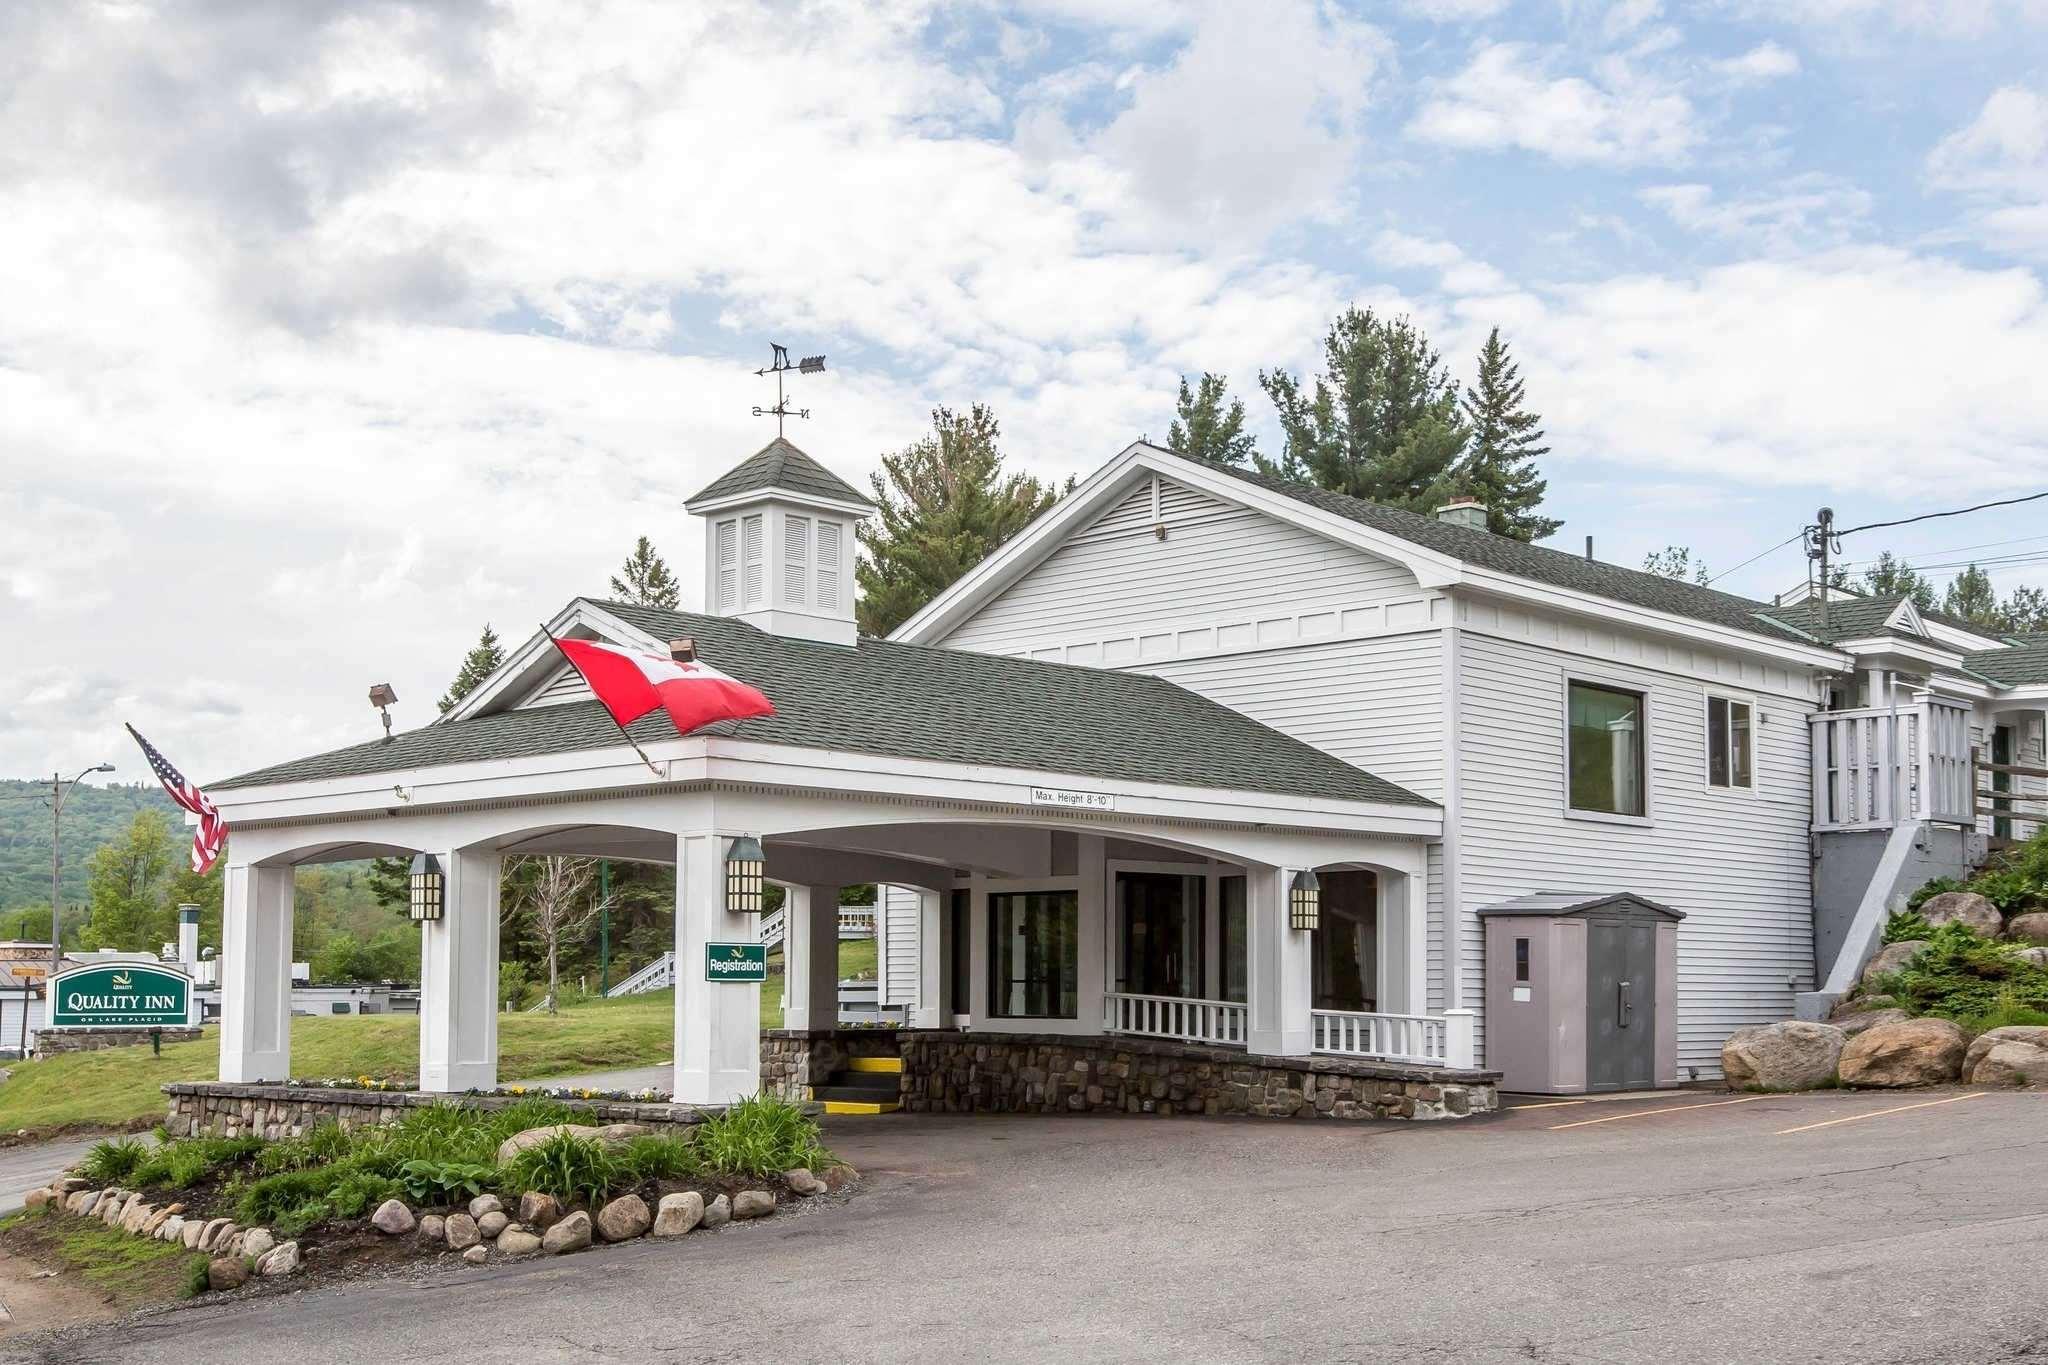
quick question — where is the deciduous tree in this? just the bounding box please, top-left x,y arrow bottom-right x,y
79,810 -> 177,950
1943,564 -> 2000,626
505,855 -> 612,1013
1641,546 -> 1710,584
1862,551 -> 1938,611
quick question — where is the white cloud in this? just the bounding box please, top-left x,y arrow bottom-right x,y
1711,41 -> 1801,81
1372,230 -> 1515,296
1745,0 -> 2048,37
1398,0 -> 1510,19
1407,43 -> 1698,166
1928,85 -> 2048,256
1640,174 -> 1871,248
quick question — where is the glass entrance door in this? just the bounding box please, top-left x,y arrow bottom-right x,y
1313,870 -> 1378,1012
1117,872 -> 1204,999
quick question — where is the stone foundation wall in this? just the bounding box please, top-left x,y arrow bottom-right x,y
163,1083 -> 712,1141
760,1029 -> 902,1101
895,1032 -> 1499,1121
38,1026 -> 202,1057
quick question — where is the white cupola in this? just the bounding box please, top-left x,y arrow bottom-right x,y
683,437 -> 876,647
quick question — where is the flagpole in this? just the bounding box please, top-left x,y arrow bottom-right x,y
539,625 -> 666,779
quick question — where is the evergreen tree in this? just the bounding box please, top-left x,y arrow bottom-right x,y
855,405 -> 1065,637
609,535 -> 680,609
1641,546 -> 1710,584
1943,565 -> 2000,626
437,624 -> 505,715
1457,328 -> 1560,541
78,810 -> 177,950
1167,373 -> 1257,467
1258,306 -> 1468,514
1862,551 -> 1938,611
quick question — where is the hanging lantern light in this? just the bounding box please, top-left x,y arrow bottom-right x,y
1289,869 -> 1321,933
724,835 -> 766,914
408,853 -> 446,922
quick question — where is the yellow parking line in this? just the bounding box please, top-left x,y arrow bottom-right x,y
1775,1092 -> 1988,1135
1548,1096 -> 1763,1130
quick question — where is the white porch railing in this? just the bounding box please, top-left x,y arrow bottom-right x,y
1311,1008 -> 1475,1068
757,905 -> 877,951
1811,697 -> 1974,832
1103,991 -> 1249,1047
605,951 -> 676,998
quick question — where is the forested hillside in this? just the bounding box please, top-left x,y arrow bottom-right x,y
0,779 -> 180,910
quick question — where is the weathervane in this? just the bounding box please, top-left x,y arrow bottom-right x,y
752,343 -> 826,436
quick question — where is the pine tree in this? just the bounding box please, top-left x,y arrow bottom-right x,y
609,535 -> 680,609
855,405 -> 1065,637
1942,565 -> 2000,626
1641,546 -> 1710,584
1457,328 -> 1560,541
437,624 -> 505,715
1167,373 -> 1257,467
1259,306 -> 1468,514
1861,551 -> 1938,611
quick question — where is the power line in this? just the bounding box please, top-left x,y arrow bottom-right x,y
1835,530 -> 2048,569
1837,489 -> 2048,538
1701,532 -> 1803,587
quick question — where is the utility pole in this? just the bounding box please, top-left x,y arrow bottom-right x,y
48,763 -> 115,981
1806,507 -> 1837,634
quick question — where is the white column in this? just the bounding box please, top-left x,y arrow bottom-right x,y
1247,866 -> 1312,1057
1077,834 -> 1107,1030
1378,872 -> 1425,1016
782,884 -> 840,1032
419,848 -> 499,1093
911,889 -> 944,1028
675,832 -> 762,1104
220,862 -> 293,1082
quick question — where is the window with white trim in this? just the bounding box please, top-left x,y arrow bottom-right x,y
714,518 -> 739,612
784,514 -> 810,605
1706,696 -> 1753,789
740,514 -> 764,608
1567,680 -> 1646,816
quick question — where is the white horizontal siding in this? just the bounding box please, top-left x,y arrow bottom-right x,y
514,663 -> 593,710
879,884 -> 921,1005
940,475 -> 1429,665
1455,619 -> 1818,1078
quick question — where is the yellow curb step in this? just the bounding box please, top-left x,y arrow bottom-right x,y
845,1056 -> 903,1074
821,1100 -> 900,1115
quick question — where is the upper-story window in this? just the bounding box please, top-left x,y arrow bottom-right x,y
1568,680 -> 1646,817
1706,696 -> 1753,789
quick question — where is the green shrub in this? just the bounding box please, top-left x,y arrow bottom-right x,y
481,1097 -> 577,1145
1870,922 -> 2048,1022
396,1158 -> 495,1205
1906,877 -> 1963,913
236,1167 -> 339,1226
498,1133 -> 620,1206
1959,988 -> 2048,1035
379,1103 -> 496,1168
77,1137 -> 147,1183
273,1199 -> 333,1240
617,1134 -> 698,1185
326,1169 -> 403,1219
692,1096 -> 831,1178
1880,908 -> 1933,946
134,1134 -> 264,1190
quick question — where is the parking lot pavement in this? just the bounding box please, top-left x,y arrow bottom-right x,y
20,1088 -> 2048,1364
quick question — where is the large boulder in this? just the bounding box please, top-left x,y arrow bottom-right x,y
1721,1022 -> 1846,1091
1963,1025 -> 2048,1087
477,1211 -> 509,1238
1838,1017 -> 1968,1087
2005,912 -> 2048,945
541,1210 -> 591,1255
732,1190 -> 776,1220
783,1168 -> 827,1197
467,1193 -> 503,1220
370,1199 -> 415,1235
1919,891 -> 2003,937
256,1241 -> 300,1277
496,1227 -> 542,1256
1827,1008 -> 1912,1038
240,1228 -> 275,1261
1860,941 -> 1928,986
701,1194 -> 730,1229
596,1194 -> 651,1243
517,1192 -> 562,1230
419,1214 -> 445,1243
443,1213 -> 480,1250
207,1257 -> 249,1292
653,1192 -> 704,1237
2018,947 -> 2048,969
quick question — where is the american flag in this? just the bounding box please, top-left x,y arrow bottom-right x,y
125,724 -> 228,874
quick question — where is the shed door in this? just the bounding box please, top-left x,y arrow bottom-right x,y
1586,919 -> 1655,1092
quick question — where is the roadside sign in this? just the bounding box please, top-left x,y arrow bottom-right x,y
48,962 -> 192,1028
705,942 -> 767,983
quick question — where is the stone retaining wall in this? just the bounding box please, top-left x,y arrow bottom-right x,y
38,1026 -> 203,1057
760,1028 -> 902,1102
163,1083 -> 713,1141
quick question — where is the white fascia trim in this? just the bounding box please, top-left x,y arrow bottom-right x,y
684,488 -> 874,518
1885,600 -> 1927,637
1455,571 -> 1850,673
1924,619 -> 2014,653
438,600 -> 662,725
891,442 -> 1465,645
1834,635 -> 1967,671
211,735 -> 1442,839
1985,685 -> 2048,708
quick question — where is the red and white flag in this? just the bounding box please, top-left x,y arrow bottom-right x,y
550,637 -> 775,738
125,723 -> 228,874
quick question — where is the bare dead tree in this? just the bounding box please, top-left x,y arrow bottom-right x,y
507,856 -> 612,1014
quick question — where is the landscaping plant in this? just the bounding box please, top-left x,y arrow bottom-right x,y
396,1158 -> 496,1204
498,1131 -> 622,1206
1865,922 -> 2048,1023
1879,908 -> 1933,946
617,1133 -> 699,1185
77,1137 -> 147,1183
692,1095 -> 832,1178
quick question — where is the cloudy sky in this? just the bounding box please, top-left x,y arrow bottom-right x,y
6,0 -> 2048,786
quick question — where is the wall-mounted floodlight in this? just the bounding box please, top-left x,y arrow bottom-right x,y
369,683 -> 398,743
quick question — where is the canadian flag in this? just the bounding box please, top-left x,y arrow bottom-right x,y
551,637 -> 775,738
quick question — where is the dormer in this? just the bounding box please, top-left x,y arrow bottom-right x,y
684,437 -> 876,647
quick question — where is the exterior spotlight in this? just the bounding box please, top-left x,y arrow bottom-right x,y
724,835 -> 766,914
408,853 -> 445,922
670,637 -> 698,663
369,683 -> 399,744
1289,869 -> 1321,933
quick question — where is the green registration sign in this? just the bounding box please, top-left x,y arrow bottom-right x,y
48,962 -> 192,1028
705,942 -> 767,984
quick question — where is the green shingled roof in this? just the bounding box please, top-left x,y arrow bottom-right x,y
216,601 -> 1432,809
685,437 -> 875,509
1964,643 -> 2048,686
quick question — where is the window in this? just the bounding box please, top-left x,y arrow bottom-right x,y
1514,937 -> 1530,983
988,890 -> 1077,1019
783,515 -> 809,605
1219,875 -> 1247,1004
1568,681 -> 1646,816
1706,696 -> 1753,790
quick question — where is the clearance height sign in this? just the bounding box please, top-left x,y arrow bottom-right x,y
48,963 -> 193,1028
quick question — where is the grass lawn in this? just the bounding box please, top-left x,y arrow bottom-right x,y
0,1209 -> 207,1305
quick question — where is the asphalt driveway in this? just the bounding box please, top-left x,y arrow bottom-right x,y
11,1087 -> 2046,1364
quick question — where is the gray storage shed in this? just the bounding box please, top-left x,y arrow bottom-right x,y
1480,893 -> 1683,1095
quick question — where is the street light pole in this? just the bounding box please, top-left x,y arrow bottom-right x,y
49,763 -> 115,982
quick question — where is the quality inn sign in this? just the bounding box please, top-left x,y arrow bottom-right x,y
48,962 -> 193,1028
